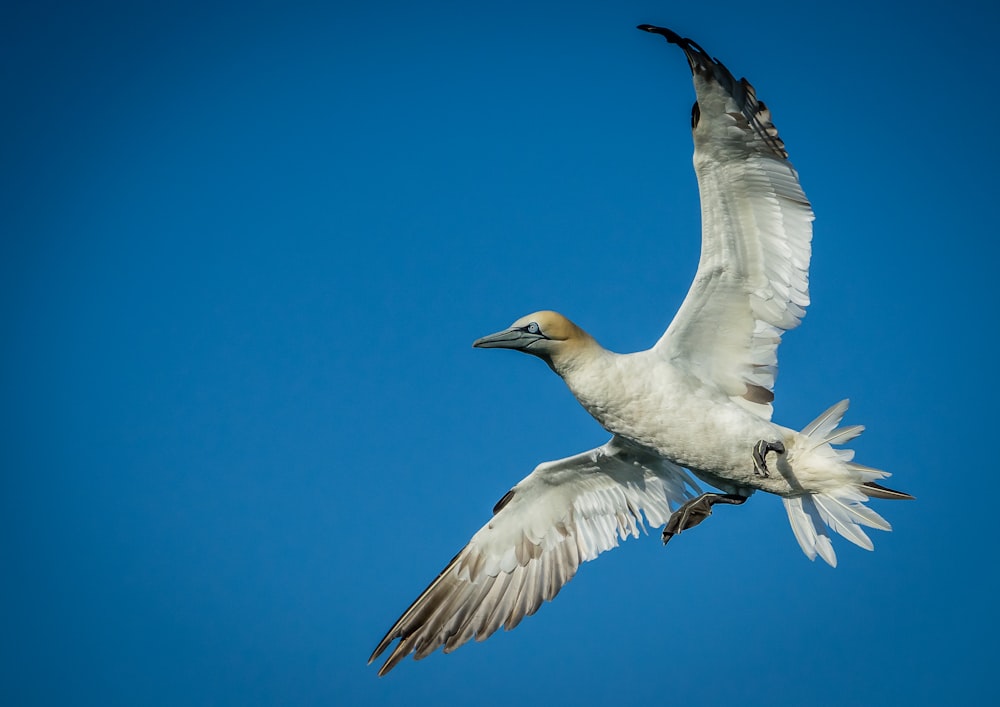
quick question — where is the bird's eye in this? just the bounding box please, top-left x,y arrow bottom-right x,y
526,322 -> 540,335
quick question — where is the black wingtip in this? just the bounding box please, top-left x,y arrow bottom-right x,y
636,24 -> 712,72
636,24 -> 683,44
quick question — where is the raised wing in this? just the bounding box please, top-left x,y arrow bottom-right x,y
369,438 -> 698,675
640,25 -> 814,419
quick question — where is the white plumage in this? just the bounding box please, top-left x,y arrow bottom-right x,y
370,439 -> 698,673
369,24 -> 911,676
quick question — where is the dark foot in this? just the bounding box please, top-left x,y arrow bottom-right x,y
752,439 -> 785,477
662,493 -> 748,545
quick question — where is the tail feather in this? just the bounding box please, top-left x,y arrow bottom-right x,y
799,399 -> 849,438
863,480 -> 915,501
783,400 -> 911,567
821,424 -> 864,448
784,496 -> 837,566
812,495 -> 879,550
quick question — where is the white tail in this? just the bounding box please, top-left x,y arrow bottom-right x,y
782,400 -> 911,567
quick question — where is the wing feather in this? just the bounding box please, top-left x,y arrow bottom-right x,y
368,438 -> 698,675
645,27 -> 815,419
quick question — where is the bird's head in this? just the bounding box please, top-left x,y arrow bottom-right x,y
472,310 -> 594,372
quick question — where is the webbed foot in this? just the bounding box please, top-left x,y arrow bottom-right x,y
752,439 -> 785,477
662,493 -> 749,545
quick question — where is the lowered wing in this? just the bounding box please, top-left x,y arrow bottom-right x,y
369,437 -> 698,675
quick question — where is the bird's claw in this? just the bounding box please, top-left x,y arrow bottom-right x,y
662,493 -> 749,545
752,439 -> 785,477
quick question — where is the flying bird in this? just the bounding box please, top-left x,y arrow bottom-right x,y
369,24 -> 912,676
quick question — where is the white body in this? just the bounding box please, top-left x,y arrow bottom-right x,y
369,25 -> 910,676
558,348 -> 849,497
562,349 -> 785,491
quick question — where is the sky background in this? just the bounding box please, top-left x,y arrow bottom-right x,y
3,0 -> 998,705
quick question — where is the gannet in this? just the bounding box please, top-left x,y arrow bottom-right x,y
369,24 -> 912,676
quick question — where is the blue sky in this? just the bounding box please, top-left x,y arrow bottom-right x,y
3,0 -> 997,704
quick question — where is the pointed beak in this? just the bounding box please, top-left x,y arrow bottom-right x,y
473,328 -> 538,350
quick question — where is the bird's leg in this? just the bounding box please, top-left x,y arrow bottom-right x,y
662,493 -> 749,545
751,439 -> 785,477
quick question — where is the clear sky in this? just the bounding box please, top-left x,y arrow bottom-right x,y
3,0 -> 997,705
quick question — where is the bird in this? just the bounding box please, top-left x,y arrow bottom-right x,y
369,24 -> 912,676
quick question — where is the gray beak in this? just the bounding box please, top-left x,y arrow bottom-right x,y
473,328 -> 542,350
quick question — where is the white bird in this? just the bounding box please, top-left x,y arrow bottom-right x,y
369,24 -> 912,676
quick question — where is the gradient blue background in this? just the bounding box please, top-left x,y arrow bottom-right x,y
3,1 -> 996,704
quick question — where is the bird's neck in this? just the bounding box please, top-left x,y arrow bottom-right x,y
554,342 -> 635,436
550,335 -> 612,381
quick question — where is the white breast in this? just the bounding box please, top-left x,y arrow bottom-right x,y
562,349 -> 780,482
